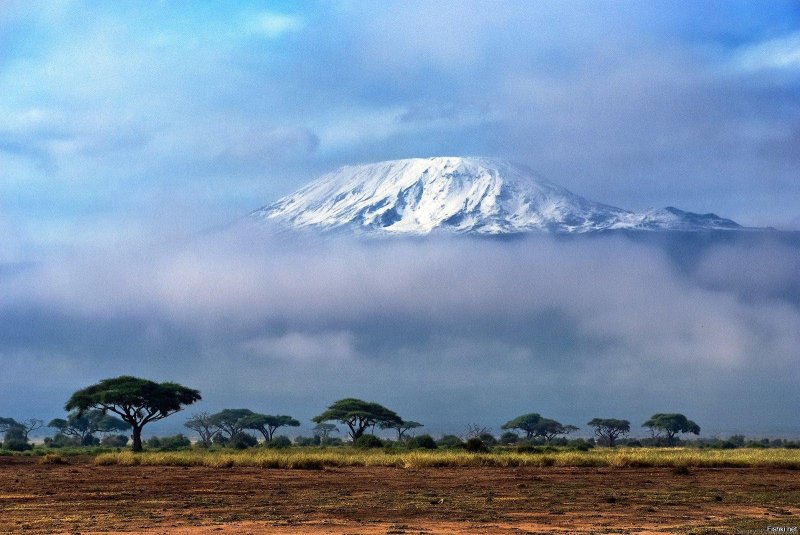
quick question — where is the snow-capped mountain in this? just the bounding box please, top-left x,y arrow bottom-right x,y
252,157 -> 742,235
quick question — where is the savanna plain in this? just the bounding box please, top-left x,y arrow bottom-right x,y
2,448 -> 799,534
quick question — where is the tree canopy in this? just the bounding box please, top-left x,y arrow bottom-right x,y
49,409 -> 130,445
642,413 -> 700,446
184,411 -> 219,448
587,418 -> 630,447
65,376 -> 201,452
501,413 -> 543,439
240,414 -> 300,442
502,413 -> 577,442
379,420 -> 423,441
208,409 -> 255,439
313,398 -> 402,440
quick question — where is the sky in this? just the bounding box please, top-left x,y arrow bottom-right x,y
1,1 -> 799,438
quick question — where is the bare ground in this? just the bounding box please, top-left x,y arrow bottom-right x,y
1,456 -> 798,534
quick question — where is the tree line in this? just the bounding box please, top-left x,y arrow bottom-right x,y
1,375 -> 786,453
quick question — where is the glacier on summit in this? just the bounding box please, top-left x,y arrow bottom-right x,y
252,157 -> 743,235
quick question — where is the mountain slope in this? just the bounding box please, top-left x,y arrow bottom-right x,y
252,157 -> 742,235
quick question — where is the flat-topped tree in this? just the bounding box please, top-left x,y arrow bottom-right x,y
536,419 -> 579,443
379,420 -> 423,441
587,418 -> 630,447
313,398 -> 402,441
208,409 -> 255,439
184,412 -> 219,448
501,413 -> 543,440
241,414 -> 300,442
49,409 -> 130,445
65,376 -> 201,452
643,413 -> 700,446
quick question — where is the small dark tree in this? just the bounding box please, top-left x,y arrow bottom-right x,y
312,423 -> 339,442
3,426 -> 31,451
642,413 -> 700,446
536,419 -> 579,443
184,411 -> 219,448
208,409 -> 255,439
587,418 -> 630,447
313,398 -> 402,441
240,414 -> 300,442
501,413 -> 543,440
379,420 -> 423,441
49,410 -> 130,446
16,419 -> 44,441
0,417 -> 21,434
65,376 -> 201,452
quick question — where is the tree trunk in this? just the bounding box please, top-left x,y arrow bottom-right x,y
131,426 -> 143,452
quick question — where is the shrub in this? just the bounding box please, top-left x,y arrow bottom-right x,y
465,437 -> 489,453
293,435 -> 319,446
44,433 -> 80,448
3,427 -> 31,451
101,434 -> 129,447
499,431 -> 519,445
228,432 -> 258,449
437,435 -> 464,449
146,434 -> 191,451
354,434 -> 384,449
407,434 -> 437,449
266,436 -> 292,449
478,432 -> 497,446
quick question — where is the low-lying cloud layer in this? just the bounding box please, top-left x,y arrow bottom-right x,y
2,230 -> 798,437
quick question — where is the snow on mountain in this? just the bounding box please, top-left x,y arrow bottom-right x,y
252,157 -> 742,235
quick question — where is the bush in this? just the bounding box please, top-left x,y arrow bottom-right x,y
353,434 -> 383,449
437,435 -> 464,449
407,434 -> 437,449
147,434 -> 191,451
294,435 -> 320,446
101,434 -> 129,447
228,432 -> 258,449
499,432 -> 519,445
266,436 -> 292,449
478,432 -> 497,446
44,433 -> 80,448
465,437 -> 489,453
3,427 -> 31,451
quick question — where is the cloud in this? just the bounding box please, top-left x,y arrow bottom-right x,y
249,12 -> 304,39
1,231 -> 799,435
732,31 -> 800,72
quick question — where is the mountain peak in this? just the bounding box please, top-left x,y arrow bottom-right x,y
252,157 -> 742,235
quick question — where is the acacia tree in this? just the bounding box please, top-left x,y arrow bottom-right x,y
501,413 -> 543,440
587,418 -> 630,447
0,417 -> 21,434
379,420 -> 423,441
312,423 -> 339,442
642,413 -> 700,446
184,412 -> 219,448
536,419 -> 579,443
65,376 -> 201,452
208,409 -> 255,440
240,414 -> 300,442
313,398 -> 402,441
49,410 -> 130,445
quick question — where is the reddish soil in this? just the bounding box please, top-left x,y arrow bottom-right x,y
1,456 -> 798,534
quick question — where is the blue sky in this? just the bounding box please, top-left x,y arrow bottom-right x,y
1,2 -> 800,437
1,0 -> 800,259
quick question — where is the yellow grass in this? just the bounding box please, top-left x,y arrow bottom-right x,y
93,447 -> 800,469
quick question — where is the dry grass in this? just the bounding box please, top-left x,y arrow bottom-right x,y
92,447 -> 800,469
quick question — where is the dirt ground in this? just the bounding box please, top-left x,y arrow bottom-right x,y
1,457 -> 799,534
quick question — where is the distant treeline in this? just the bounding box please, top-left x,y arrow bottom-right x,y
2,376 -> 798,453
